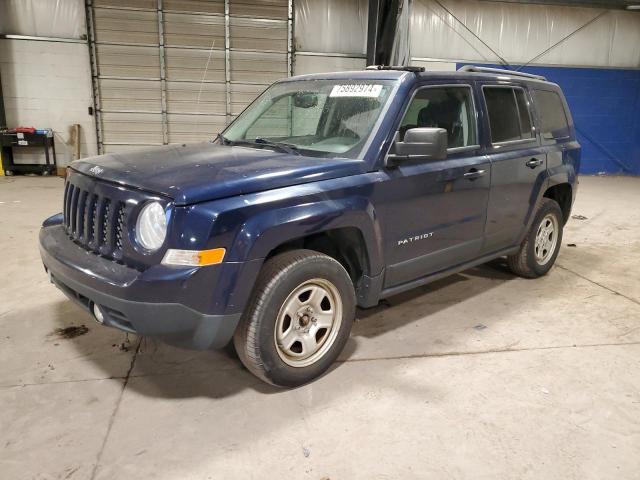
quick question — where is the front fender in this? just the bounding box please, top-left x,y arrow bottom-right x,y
228,196 -> 384,276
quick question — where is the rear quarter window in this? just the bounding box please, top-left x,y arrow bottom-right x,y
533,90 -> 570,140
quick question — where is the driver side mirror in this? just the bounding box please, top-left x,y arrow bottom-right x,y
386,128 -> 448,167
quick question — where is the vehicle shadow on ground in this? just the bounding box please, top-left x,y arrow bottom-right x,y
56,258 -> 515,399
352,258 -> 514,339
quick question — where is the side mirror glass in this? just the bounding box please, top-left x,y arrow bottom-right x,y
386,127 -> 448,166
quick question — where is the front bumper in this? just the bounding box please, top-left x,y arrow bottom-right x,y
39,222 -> 260,349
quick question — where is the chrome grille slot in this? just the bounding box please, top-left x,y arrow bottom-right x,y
63,182 -> 72,229
69,186 -> 80,235
101,199 -> 112,250
90,197 -> 98,244
76,191 -> 88,240
115,203 -> 125,253
84,194 -> 97,243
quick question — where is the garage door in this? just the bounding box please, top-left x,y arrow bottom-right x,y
86,0 -> 292,154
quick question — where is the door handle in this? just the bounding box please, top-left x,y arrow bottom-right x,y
526,158 -> 543,168
463,168 -> 486,180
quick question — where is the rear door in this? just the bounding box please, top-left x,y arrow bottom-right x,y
479,83 -> 547,253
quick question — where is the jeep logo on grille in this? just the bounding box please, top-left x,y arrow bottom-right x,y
89,165 -> 104,176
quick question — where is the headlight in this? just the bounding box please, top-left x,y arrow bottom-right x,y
136,201 -> 167,251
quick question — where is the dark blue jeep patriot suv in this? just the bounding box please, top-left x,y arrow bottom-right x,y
40,66 -> 579,386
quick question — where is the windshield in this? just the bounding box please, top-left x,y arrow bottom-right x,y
222,79 -> 397,158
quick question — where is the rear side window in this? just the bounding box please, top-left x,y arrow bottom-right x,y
534,90 -> 570,140
483,87 -> 534,144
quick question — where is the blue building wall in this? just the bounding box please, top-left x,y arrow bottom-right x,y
457,64 -> 640,175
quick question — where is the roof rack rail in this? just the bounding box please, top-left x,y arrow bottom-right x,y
366,65 -> 425,73
457,65 -> 546,81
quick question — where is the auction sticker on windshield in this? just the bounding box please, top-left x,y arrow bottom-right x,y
330,84 -> 383,98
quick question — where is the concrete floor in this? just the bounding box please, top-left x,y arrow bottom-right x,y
1,175 -> 639,480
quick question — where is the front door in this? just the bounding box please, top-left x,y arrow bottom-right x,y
374,84 -> 491,289
479,84 -> 548,253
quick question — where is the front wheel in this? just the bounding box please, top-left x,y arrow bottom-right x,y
233,249 -> 356,387
507,198 -> 564,278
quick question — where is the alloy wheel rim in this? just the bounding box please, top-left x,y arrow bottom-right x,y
274,278 -> 342,368
534,213 -> 559,265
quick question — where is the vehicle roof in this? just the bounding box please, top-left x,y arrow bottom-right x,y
286,68 -> 559,88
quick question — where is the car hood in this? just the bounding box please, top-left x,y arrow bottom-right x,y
71,142 -> 364,205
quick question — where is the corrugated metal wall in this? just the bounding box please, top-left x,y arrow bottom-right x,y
88,0 -> 292,153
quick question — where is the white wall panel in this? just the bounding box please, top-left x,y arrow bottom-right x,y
411,0 -> 640,68
295,0 -> 368,55
294,55 -> 366,75
410,59 -> 457,71
0,0 -> 85,39
0,39 -> 97,167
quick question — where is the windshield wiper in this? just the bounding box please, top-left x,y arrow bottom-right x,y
253,138 -> 302,155
217,135 -> 302,155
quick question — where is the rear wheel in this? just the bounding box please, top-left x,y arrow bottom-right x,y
507,198 -> 563,278
233,249 -> 355,387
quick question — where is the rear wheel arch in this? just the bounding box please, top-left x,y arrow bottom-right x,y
543,183 -> 572,224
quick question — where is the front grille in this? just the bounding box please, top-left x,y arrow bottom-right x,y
115,204 -> 125,252
63,181 -> 126,260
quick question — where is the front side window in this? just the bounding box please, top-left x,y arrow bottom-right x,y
223,79 -> 396,158
484,87 -> 534,144
533,89 -> 570,140
399,86 -> 476,148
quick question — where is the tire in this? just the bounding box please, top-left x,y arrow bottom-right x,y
507,198 -> 564,278
233,249 -> 356,387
